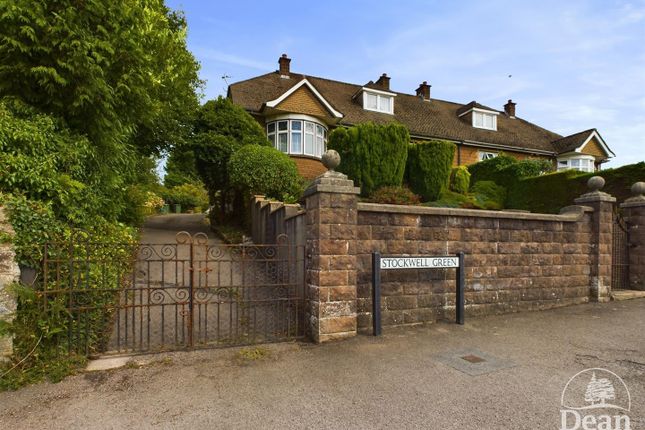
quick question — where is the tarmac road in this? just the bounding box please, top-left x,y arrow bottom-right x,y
1,298 -> 643,429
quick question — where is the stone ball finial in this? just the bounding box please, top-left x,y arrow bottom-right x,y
321,149 -> 341,171
632,182 -> 645,197
587,176 -> 605,192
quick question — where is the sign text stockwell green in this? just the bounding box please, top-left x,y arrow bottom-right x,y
379,256 -> 460,270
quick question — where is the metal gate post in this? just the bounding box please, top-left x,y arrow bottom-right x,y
188,235 -> 194,348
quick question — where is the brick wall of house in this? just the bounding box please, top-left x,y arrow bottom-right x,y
293,156 -> 326,180
454,144 -> 549,166
275,86 -> 331,118
580,137 -> 607,159
354,203 -> 599,331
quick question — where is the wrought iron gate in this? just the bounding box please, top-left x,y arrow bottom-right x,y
611,212 -> 630,290
33,231 -> 306,357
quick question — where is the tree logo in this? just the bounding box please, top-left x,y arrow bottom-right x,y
560,368 -> 632,430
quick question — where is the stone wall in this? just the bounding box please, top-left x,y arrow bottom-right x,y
0,207 -> 19,361
250,157 -> 644,342
354,204 -> 602,331
621,182 -> 645,290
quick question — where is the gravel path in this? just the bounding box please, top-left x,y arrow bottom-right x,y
1,299 -> 643,429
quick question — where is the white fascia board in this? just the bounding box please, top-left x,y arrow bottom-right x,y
265,79 -> 343,118
458,107 -> 500,118
361,87 -> 397,97
574,130 -> 615,157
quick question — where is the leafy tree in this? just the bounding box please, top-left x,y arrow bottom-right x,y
0,0 -> 202,158
192,97 -> 270,220
164,146 -> 200,188
327,122 -> 409,196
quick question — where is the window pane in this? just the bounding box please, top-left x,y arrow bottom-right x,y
291,132 -> 302,153
484,114 -> 493,129
316,125 -> 324,135
291,120 -> 302,131
571,159 -> 580,167
267,122 -> 275,133
305,133 -> 314,155
278,121 -> 288,131
305,122 -> 314,132
558,160 -> 568,166
269,134 -> 276,146
380,96 -> 391,112
474,112 -> 483,127
316,136 -> 323,157
278,133 -> 288,153
366,93 -> 378,109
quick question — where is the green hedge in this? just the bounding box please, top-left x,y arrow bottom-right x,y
450,166 -> 471,194
228,145 -> 303,202
407,140 -> 456,201
506,162 -> 645,213
327,122 -> 409,196
468,154 -> 553,190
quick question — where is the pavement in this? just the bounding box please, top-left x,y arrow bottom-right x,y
1,298 -> 643,429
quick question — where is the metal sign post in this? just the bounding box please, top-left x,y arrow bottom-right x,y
371,251 -> 465,336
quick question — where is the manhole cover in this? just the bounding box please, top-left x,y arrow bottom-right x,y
461,354 -> 486,363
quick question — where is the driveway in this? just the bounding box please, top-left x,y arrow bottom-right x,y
2,299 -> 644,429
107,214 -> 300,354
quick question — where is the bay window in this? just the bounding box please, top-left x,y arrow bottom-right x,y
267,118 -> 327,158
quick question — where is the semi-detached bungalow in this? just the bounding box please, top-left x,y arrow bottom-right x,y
228,54 -> 615,179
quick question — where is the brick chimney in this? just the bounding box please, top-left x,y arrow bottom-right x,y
375,73 -> 390,90
416,81 -> 431,100
504,99 -> 516,118
278,54 -> 291,78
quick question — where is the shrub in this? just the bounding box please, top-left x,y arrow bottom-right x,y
327,122 -> 409,196
162,183 -> 209,212
471,181 -> 507,210
467,154 -> 517,184
368,186 -> 421,205
450,166 -> 471,194
228,145 -> 303,202
469,154 -> 553,189
406,140 -> 456,201
506,162 -> 645,213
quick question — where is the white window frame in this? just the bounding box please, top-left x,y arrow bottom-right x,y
478,151 -> 498,161
362,88 -> 395,114
556,155 -> 595,173
266,114 -> 327,158
472,111 -> 497,131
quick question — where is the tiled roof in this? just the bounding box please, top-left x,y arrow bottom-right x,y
229,71 -> 576,155
551,129 -> 596,154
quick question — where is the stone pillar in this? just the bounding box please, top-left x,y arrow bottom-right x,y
574,176 -> 616,302
304,151 -> 360,343
621,182 -> 645,290
0,207 -> 19,361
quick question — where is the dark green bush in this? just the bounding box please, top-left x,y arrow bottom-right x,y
469,154 -> 553,190
161,183 -> 209,212
228,145 -> 303,202
327,122 -> 409,196
506,162 -> 645,213
450,166 -> 471,194
367,186 -> 421,205
406,140 -> 456,201
471,181 -> 507,210
467,154 -> 517,185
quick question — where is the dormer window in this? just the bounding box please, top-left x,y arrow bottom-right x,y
473,111 -> 497,130
457,103 -> 499,131
361,89 -> 395,114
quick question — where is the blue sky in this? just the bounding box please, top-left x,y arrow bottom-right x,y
167,0 -> 645,168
